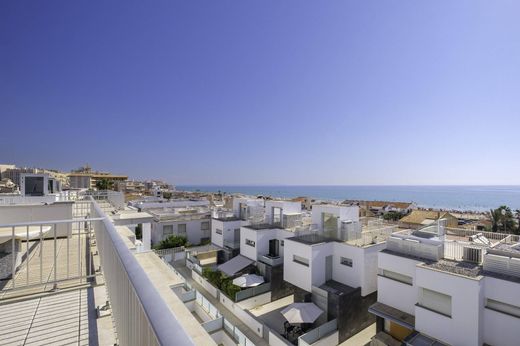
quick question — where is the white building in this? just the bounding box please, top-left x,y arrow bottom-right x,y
0,188 -> 214,345
210,197 -> 264,254
283,204 -> 396,343
283,205 -> 397,295
148,205 -> 211,246
370,221 -> 520,346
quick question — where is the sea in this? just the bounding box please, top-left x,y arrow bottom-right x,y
177,185 -> 520,212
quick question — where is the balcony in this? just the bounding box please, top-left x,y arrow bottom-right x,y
0,191 -> 197,346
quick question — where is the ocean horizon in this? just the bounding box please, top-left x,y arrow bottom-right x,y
178,185 -> 520,212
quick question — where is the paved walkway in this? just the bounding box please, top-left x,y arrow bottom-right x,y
0,288 -> 94,346
174,264 -> 270,346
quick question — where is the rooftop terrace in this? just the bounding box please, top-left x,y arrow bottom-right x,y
0,191 -> 200,346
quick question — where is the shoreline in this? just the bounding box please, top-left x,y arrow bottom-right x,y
177,187 -> 497,215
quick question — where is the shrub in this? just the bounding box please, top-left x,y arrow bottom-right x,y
153,235 -> 187,250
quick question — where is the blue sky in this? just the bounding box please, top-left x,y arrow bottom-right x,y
1,1 -> 519,185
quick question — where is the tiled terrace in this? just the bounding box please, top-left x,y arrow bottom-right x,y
0,234 -> 91,300
0,288 -> 92,346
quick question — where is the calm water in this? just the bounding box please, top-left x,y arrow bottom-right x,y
178,185 -> 520,212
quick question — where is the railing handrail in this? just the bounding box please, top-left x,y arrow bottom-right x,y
0,217 -> 105,228
91,197 -> 195,346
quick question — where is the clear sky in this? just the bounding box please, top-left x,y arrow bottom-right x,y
1,1 -> 519,185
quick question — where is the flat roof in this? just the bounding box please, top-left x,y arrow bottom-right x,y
213,216 -> 242,222
319,280 -> 357,296
217,255 -> 254,277
287,233 -> 334,245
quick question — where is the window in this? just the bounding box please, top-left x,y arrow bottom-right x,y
216,228 -> 223,235
418,288 -> 451,317
340,257 -> 353,267
245,239 -> 255,247
486,299 -> 520,318
293,255 -> 309,267
281,240 -> 284,247
380,269 -> 413,285
178,224 -> 187,236
163,225 -> 173,238
201,221 -> 210,231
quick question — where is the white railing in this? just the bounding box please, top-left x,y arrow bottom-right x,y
0,214 -> 102,292
0,195 -> 58,205
84,190 -> 125,209
90,197 -> 195,346
446,227 -> 517,242
343,225 -> 396,246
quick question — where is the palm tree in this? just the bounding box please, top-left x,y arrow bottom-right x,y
489,206 -> 516,233
516,209 -> 520,234
490,208 -> 502,233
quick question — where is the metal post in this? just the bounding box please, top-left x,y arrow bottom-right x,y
11,226 -> 15,289
53,223 -> 57,289
67,222 -> 70,279
26,225 -> 29,286
88,220 -> 91,278
40,225 -> 43,284
78,221 -> 81,282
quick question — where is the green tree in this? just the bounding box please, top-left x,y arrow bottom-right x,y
489,206 -> 516,234
383,211 -> 404,222
153,235 -> 187,250
95,178 -> 115,190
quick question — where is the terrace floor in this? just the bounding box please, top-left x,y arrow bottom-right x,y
0,229 -> 115,346
0,234 -> 92,300
0,288 -> 93,346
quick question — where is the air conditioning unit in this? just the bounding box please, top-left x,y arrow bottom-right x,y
463,246 -> 482,263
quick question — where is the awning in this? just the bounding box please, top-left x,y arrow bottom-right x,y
217,255 -> 253,277
368,302 -> 415,330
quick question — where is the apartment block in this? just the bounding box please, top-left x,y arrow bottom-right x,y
370,221 -> 520,346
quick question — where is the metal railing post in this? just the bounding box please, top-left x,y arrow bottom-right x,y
12,226 -> 15,289
40,225 -> 43,284
53,223 -> 57,288
26,225 -> 29,286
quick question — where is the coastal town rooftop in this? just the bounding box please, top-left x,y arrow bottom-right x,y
386,220 -> 520,279
0,191 -> 207,346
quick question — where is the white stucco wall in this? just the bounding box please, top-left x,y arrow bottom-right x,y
482,276 -> 520,346
311,205 -> 359,231
240,227 -> 262,261
377,251 -> 423,315
283,238 -> 314,292
211,219 -> 241,248
265,200 -> 302,224
151,218 -> 211,245
415,267 -> 483,346
240,227 -> 293,261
